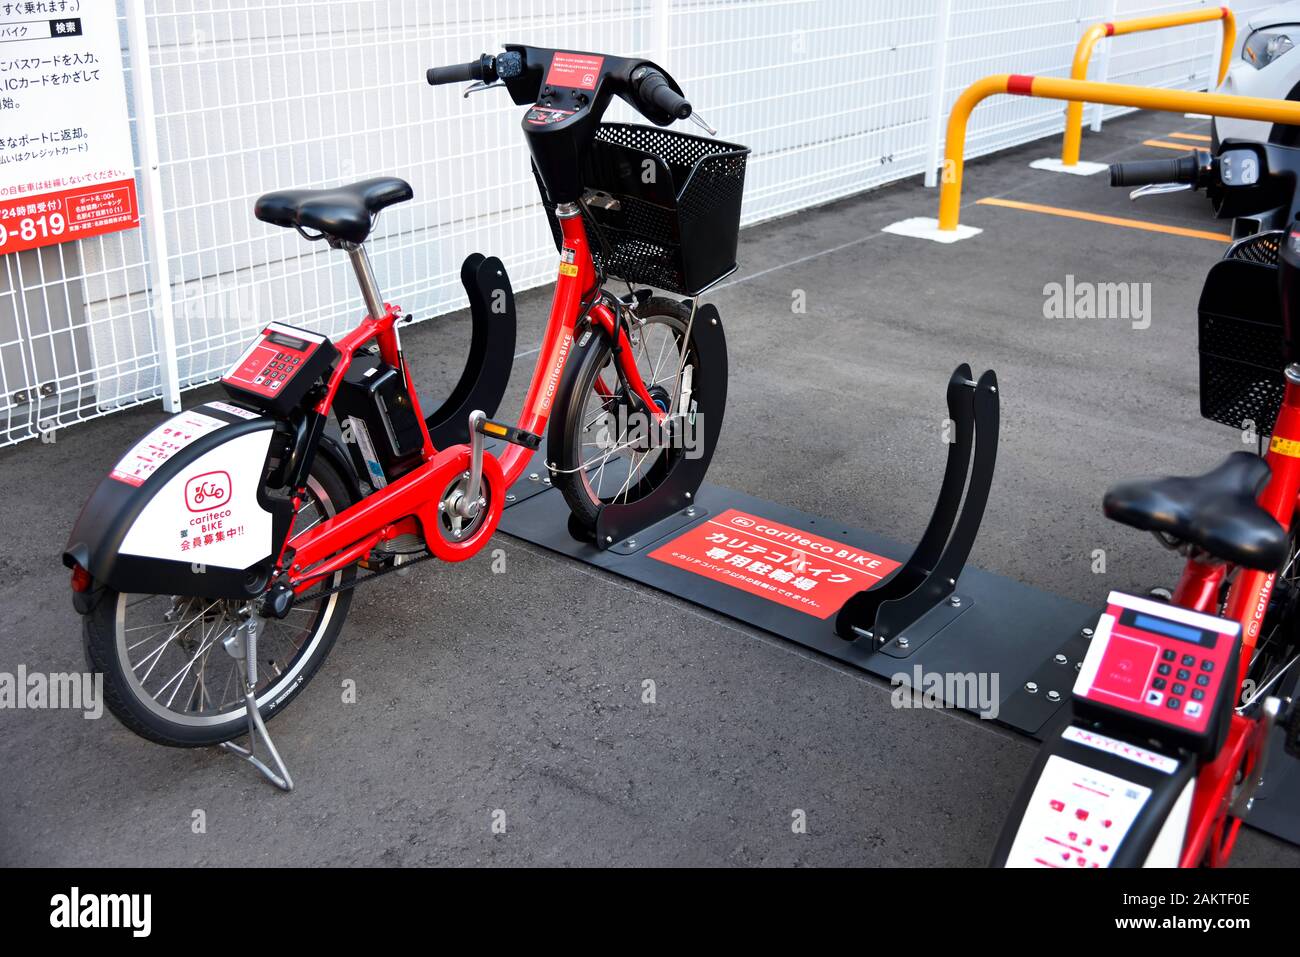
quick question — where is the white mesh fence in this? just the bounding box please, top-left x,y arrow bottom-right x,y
0,0 -> 1276,446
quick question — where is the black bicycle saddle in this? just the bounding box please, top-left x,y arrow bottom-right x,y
1103,451 -> 1288,571
254,177 -> 413,244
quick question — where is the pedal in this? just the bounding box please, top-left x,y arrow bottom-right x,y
475,416 -> 541,451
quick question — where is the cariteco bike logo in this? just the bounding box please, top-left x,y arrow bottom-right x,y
185,470 -> 231,512
730,516 -> 755,528
538,334 -> 572,413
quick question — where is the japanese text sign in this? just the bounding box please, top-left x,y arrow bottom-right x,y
0,1 -> 139,254
650,508 -> 901,618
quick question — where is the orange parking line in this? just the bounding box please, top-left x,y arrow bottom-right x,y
975,197 -> 1231,242
1170,132 -> 1212,142
1142,138 -> 1199,152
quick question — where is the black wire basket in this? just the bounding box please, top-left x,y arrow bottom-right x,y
539,123 -> 750,296
1198,231 -> 1285,433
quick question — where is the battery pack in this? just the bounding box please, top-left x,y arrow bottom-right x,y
334,353 -> 424,484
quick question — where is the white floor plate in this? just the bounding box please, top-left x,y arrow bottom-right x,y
1029,158 -> 1108,176
881,217 -> 982,244
1184,113 -> 1210,119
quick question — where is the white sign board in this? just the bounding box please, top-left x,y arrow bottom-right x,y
0,2 -> 139,254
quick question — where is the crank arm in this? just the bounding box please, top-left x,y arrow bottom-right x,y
453,411 -> 541,521
454,410 -> 489,521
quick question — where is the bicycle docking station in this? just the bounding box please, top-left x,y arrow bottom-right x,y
835,365 -> 998,655
499,363 -> 1100,739
501,358 -> 1300,849
424,253 -> 518,449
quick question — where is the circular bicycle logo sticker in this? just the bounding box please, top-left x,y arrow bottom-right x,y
185,470 -> 231,512
730,516 -> 755,528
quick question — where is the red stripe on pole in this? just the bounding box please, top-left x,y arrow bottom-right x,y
1104,22 -> 1115,36
1007,74 -> 1035,96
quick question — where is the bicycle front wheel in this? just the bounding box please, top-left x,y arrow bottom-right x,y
549,296 -> 708,532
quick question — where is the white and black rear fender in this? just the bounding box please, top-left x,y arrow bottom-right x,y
63,401 -> 296,602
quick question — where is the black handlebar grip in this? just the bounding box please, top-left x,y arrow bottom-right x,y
426,60 -> 483,86
1109,154 -> 1199,187
637,70 -> 691,120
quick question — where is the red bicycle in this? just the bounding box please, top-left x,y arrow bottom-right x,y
63,46 -> 746,786
995,144 -> 1300,867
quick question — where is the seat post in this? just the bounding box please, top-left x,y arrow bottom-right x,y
344,242 -> 387,320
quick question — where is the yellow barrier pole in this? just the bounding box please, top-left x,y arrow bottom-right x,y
938,75 -> 1300,232
1061,23 -> 1110,167
1061,6 -> 1237,166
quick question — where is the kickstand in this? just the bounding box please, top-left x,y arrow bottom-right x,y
219,618 -> 294,792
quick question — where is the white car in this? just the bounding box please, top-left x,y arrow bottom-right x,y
1215,2 -> 1300,146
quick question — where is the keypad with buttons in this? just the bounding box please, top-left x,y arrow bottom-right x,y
249,351 -> 304,392
1074,592 -> 1241,746
1111,638 -> 1219,723
221,322 -> 336,416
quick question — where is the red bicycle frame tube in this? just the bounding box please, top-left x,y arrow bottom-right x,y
497,210 -> 663,487
282,210 -> 663,590
1172,374 -> 1300,866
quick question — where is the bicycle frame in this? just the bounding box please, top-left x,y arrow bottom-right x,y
280,209 -> 663,592
1171,372 -> 1300,866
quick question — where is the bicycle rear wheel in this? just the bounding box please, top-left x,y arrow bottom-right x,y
82,456 -> 356,747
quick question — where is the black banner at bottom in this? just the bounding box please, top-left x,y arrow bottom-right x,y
0,865 -> 1283,941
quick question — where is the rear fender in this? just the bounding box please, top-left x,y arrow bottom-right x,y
63,401 -> 294,601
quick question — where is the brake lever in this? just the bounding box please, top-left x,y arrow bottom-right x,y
689,112 -> 717,136
462,80 -> 503,98
1128,182 -> 1192,201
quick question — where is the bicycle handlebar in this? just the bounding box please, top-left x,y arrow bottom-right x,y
1109,153 -> 1204,188
427,50 -> 692,127
633,67 -> 691,120
426,56 -> 491,86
